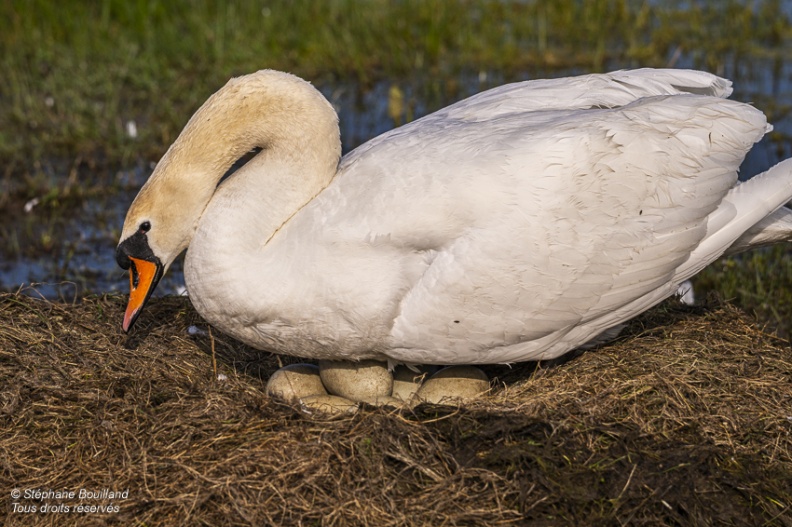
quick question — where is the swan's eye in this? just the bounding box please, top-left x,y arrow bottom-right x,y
139,221 -> 151,233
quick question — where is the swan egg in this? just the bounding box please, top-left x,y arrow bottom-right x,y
391,365 -> 436,402
318,359 -> 393,402
415,366 -> 490,404
266,363 -> 327,403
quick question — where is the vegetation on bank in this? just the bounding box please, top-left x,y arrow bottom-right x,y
695,245 -> 792,338
2,0 -> 791,177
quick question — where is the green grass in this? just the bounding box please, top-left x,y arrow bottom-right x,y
2,0 -> 791,180
695,246 -> 792,338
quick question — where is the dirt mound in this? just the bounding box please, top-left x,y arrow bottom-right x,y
1,291 -> 790,526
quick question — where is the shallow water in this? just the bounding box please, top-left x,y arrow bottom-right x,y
2,60 -> 792,300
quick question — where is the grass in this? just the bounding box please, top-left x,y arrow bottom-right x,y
2,0 -> 792,181
695,245 -> 792,338
1,291 -> 790,525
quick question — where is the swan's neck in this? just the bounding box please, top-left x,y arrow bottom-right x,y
172,71 -> 341,197
123,70 -> 341,267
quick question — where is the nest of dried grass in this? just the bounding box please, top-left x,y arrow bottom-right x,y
1,291 -> 790,526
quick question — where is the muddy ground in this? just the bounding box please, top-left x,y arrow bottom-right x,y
1,291 -> 790,526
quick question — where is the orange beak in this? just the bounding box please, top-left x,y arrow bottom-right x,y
122,257 -> 162,333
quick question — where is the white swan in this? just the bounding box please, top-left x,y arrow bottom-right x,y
117,69 -> 792,372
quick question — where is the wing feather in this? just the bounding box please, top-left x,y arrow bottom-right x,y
384,95 -> 767,363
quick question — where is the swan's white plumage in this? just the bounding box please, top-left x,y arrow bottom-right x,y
121,68 -> 792,365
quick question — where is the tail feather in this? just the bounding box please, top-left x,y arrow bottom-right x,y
680,157 -> 792,278
726,206 -> 792,255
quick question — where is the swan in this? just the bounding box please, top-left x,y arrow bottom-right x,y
117,69 -> 792,404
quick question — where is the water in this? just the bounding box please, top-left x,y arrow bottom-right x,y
2,62 -> 792,299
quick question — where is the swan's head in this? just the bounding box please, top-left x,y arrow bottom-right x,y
115,69 -> 342,332
115,203 -> 181,332
115,217 -> 163,334
116,166 -> 208,332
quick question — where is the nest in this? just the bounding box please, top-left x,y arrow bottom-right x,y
1,291 -> 790,526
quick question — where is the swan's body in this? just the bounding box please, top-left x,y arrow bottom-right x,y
117,69 -> 792,367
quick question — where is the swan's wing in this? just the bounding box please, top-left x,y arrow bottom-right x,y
432,68 -> 733,120
303,91 -> 768,365
340,69 -> 733,171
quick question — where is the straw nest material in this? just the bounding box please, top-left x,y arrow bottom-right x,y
1,291 -> 790,526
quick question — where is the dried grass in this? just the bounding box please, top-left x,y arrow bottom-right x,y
1,291 -> 790,526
